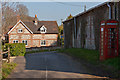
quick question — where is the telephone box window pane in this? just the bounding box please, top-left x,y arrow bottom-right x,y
101,52 -> 103,56
101,28 -> 104,31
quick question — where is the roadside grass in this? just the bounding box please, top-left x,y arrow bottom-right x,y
101,57 -> 120,70
58,48 -> 119,70
2,62 -> 17,79
58,48 -> 99,64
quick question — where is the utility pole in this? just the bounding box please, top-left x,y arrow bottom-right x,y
84,5 -> 86,12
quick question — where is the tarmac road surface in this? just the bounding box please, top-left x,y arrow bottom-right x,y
8,51 -> 107,79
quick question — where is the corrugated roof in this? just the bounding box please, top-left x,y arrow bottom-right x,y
63,2 -> 107,23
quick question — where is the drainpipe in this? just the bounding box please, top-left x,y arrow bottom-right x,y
114,2 -> 116,20
107,2 -> 112,19
74,17 -> 76,48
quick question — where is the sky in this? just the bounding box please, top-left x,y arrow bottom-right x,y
21,2 -> 104,26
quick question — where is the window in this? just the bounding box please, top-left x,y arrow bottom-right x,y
40,25 -> 47,33
41,40 -> 46,46
22,40 -> 27,45
18,29 -> 23,33
13,40 -> 18,43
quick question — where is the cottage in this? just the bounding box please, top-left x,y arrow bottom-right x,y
7,15 -> 58,48
63,2 -> 120,50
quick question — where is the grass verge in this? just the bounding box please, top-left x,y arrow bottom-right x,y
2,62 -> 17,79
58,48 -> 120,70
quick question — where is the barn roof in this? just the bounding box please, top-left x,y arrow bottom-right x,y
63,2 -> 108,23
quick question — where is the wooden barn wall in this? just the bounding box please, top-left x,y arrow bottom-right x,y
63,2 -> 120,50
93,5 -> 109,50
76,16 -> 82,48
63,19 -> 74,48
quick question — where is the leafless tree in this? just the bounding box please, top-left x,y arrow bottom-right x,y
2,2 -> 29,35
16,4 -> 29,16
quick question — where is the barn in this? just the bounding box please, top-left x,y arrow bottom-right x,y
63,2 -> 120,50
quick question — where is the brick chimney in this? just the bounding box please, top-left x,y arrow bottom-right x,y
34,14 -> 38,26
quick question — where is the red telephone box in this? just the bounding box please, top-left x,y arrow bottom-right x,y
100,20 -> 119,60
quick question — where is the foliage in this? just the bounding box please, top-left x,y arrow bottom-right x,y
66,14 -> 73,20
58,24 -> 64,46
2,62 -> 16,79
3,43 -> 26,56
58,24 -> 63,35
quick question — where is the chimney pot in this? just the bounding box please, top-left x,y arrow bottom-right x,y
34,14 -> 38,26
35,14 -> 37,18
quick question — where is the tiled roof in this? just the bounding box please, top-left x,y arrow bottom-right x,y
23,21 -> 58,34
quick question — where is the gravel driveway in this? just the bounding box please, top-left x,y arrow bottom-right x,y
8,51 -> 107,79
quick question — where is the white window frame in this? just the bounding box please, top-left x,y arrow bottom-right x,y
22,40 -> 28,45
41,40 -> 46,46
18,29 -> 23,33
40,25 -> 47,33
13,40 -> 19,43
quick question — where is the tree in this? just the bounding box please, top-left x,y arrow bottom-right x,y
2,2 -> 29,35
66,14 -> 73,20
16,4 -> 29,17
58,14 -> 73,46
2,2 -> 18,35
58,24 -> 64,46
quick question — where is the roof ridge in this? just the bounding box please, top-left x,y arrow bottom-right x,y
39,21 -> 56,22
23,20 -> 57,22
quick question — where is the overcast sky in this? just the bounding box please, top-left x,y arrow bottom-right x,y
22,2 -> 105,26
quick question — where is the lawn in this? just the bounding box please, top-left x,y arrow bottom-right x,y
58,48 -> 120,70
2,62 -> 16,79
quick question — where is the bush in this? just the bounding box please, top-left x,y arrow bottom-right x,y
3,43 -> 26,56
2,62 -> 17,79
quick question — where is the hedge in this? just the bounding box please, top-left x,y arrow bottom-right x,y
3,43 -> 26,56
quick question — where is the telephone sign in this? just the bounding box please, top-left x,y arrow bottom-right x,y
100,20 -> 119,60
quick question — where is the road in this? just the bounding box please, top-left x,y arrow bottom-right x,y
8,51 -> 107,79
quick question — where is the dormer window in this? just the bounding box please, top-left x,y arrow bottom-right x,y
40,25 -> 47,33
18,29 -> 23,33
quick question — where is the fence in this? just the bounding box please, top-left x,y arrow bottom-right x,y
2,47 -> 10,63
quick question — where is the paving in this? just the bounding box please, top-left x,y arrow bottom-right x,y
8,51 -> 107,78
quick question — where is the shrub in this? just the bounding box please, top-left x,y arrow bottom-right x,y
3,43 -> 26,56
2,62 -> 17,79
